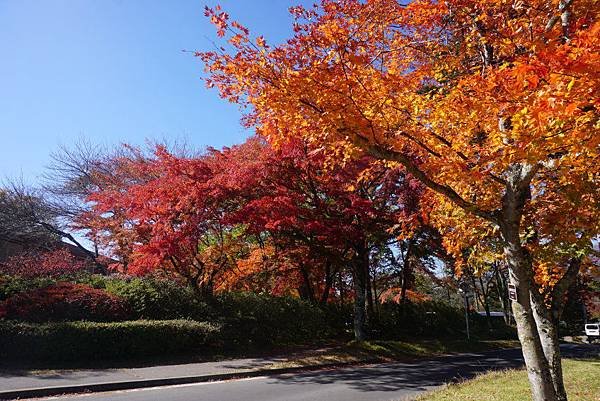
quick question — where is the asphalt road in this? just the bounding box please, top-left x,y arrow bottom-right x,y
30,345 -> 599,401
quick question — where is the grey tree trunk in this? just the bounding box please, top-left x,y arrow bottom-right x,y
505,249 -> 558,401
353,268 -> 367,341
531,297 -> 568,401
400,240 -> 413,305
500,163 -> 559,401
530,257 -> 580,401
352,244 -> 369,341
319,261 -> 334,305
366,267 -> 375,319
494,264 -> 511,325
473,274 -> 493,332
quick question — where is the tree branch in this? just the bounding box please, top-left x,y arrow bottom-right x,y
550,258 -> 581,313
545,0 -> 575,34
354,137 -> 499,224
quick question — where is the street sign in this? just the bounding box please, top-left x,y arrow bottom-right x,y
508,284 -> 517,302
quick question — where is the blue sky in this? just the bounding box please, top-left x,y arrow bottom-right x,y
0,0 -> 310,182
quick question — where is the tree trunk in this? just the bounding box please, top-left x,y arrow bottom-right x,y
366,267 -> 375,320
319,261 -> 333,305
478,275 -> 493,332
338,271 -> 346,305
531,297 -> 567,401
299,263 -> 316,303
400,264 -> 409,304
400,240 -> 413,304
353,271 -> 367,341
483,300 -> 492,332
530,258 -> 579,401
494,264 -> 511,325
500,163 -> 559,401
507,263 -> 558,401
200,281 -> 214,300
372,272 -> 380,317
352,244 -> 369,341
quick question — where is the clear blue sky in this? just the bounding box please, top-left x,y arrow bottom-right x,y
0,0 -> 310,182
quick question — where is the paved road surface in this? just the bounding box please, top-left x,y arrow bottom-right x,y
28,345 -> 598,401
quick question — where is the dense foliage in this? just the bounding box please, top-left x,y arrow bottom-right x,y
2,2 -> 596,399
216,292 -> 343,346
0,249 -> 89,278
81,275 -> 213,321
0,272 -> 516,365
0,282 -> 130,322
0,320 -> 220,363
0,275 -> 55,301
375,300 -> 515,340
199,1 -> 599,400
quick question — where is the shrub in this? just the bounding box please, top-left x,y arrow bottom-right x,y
0,320 -> 221,363
470,313 -> 517,339
214,292 -> 335,346
79,275 -> 214,321
373,300 -> 515,340
0,249 -> 89,279
320,301 -> 354,337
374,300 -> 466,338
0,282 -> 130,322
0,275 -> 56,301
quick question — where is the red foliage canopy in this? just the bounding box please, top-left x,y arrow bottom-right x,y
0,249 -> 89,279
0,282 -> 130,322
82,137 -> 425,301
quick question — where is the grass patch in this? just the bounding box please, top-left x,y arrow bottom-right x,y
260,339 -> 520,370
416,358 -> 600,401
350,339 -> 520,357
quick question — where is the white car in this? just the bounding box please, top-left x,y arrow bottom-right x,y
584,323 -> 599,343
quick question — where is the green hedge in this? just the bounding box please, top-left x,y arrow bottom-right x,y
373,301 -> 516,339
215,292 -> 341,346
80,275 -> 214,321
0,320 -> 220,363
0,275 -> 55,301
0,275 -> 346,348
374,301 -> 471,338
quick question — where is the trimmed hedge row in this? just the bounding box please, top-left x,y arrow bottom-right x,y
0,274 -> 348,346
374,301 -> 516,339
0,320 -> 220,362
374,301 -> 465,338
0,293 -> 343,363
216,292 -> 344,346
81,275 -> 213,321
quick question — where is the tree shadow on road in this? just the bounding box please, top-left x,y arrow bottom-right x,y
270,344 -> 600,394
270,350 -> 525,393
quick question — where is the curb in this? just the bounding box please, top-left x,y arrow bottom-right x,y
0,361 -> 370,400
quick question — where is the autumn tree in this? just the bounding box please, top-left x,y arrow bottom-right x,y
83,144 -> 250,297
390,226 -> 449,307
0,248 -> 89,279
209,137 -> 424,339
72,145 -> 160,271
200,1 -> 599,399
